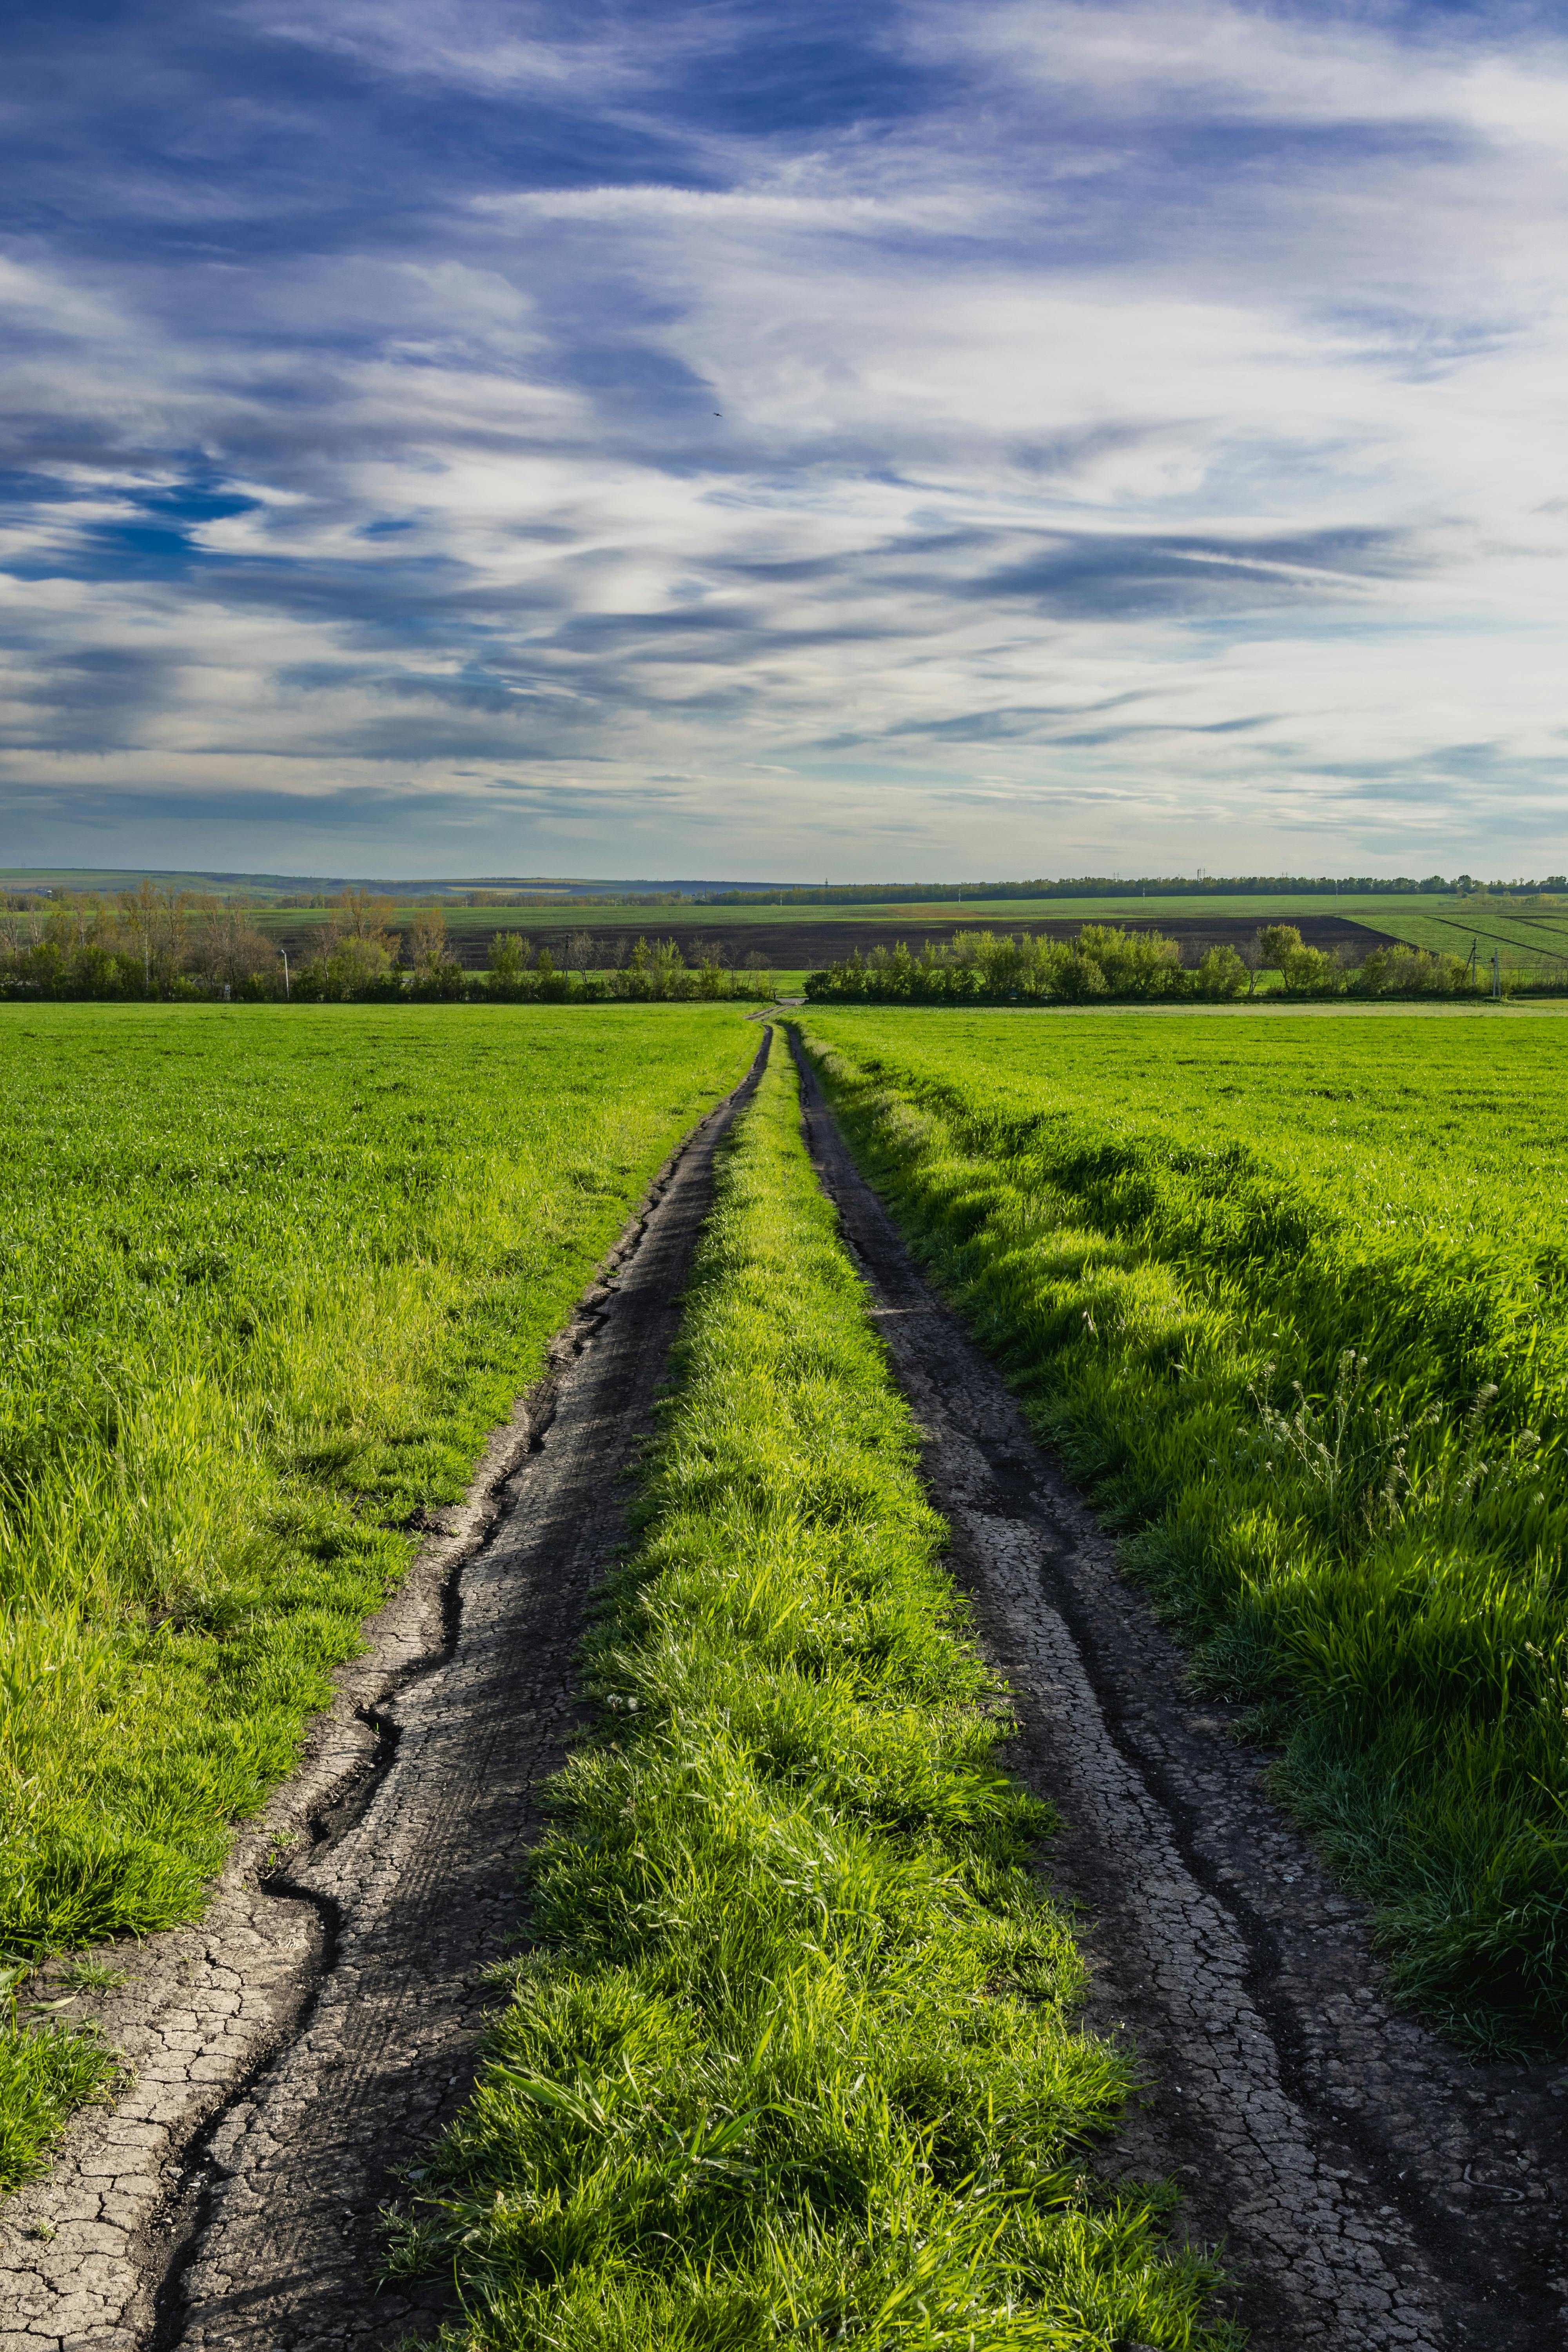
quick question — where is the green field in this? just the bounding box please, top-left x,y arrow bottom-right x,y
389,1043 -> 1231,2349
0,1003 -> 757,2184
9,982 -> 1568,2230
796,1007 -> 1568,2049
246,890 -> 1482,952
1363,902 -> 1568,976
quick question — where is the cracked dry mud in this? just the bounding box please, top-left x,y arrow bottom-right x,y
5,1020 -> 1565,2352
0,1035 -> 768,2352
789,1029 -> 1568,2351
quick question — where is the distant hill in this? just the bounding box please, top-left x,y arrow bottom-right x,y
0,868 -> 794,903
2,866 -> 1544,906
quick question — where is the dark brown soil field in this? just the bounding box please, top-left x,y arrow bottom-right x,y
383,911 -> 1403,972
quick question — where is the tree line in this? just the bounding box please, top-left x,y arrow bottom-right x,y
708,873 -> 1566,906
0,889 -> 773,1003
803,924 -> 1521,1005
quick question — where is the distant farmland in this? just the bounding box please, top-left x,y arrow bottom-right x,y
260,904 -> 1405,972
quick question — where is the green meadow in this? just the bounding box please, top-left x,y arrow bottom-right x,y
9,983 -> 1568,2237
0,1002 -> 756,2184
1366,901 -> 1568,977
797,1006 -> 1568,2050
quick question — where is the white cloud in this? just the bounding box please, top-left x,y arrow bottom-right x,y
6,0 -> 1568,872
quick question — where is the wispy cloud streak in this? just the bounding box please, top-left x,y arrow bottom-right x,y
1,0 -> 1565,873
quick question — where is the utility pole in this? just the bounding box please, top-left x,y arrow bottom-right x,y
279,947 -> 290,1000
1492,947 -> 1501,1001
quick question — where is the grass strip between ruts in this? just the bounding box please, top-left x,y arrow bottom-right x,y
385,1035 -> 1233,2350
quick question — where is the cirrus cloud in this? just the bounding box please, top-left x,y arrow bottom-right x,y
1,0 -> 1566,877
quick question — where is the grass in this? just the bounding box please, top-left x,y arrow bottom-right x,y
245,890 -> 1520,949
384,1036 -> 1234,2351
0,1001 -> 757,2186
1366,903 -> 1568,978
0,2021 -> 120,2193
795,1008 -> 1568,2054
0,1949 -> 123,2190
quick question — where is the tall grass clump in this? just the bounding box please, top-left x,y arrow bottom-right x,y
0,1952 -> 121,2191
795,1010 -> 1568,2052
0,1002 -> 757,2185
385,1042 -> 1234,2351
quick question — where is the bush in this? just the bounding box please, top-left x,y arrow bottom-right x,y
1191,944 -> 1250,1001
1351,946 -> 1467,999
806,925 -> 1188,1006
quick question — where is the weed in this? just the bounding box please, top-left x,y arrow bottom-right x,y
1244,1350 -> 1443,1537
56,1957 -> 130,1993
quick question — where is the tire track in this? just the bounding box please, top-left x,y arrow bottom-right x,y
0,1034 -> 768,2352
788,1027 -> 1567,2352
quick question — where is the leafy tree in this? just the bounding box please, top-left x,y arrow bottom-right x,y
486,931 -> 530,982
1257,922 -> 1305,973
1280,943 -> 1343,997
188,897 -> 279,995
1191,943 -> 1249,1000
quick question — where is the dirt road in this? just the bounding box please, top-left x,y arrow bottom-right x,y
5,1018 -> 1564,2351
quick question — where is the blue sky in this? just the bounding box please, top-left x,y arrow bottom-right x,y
2,0 -> 1566,879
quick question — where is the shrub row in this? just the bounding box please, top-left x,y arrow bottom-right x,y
0,942 -> 772,1007
804,925 -> 1508,1006
0,893 -> 776,1005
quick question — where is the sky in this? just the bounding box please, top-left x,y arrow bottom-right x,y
2,0 -> 1566,882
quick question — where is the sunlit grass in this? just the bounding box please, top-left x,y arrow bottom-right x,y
387,1041 -> 1236,2350
0,1002 -> 757,2181
798,1009 -> 1568,2051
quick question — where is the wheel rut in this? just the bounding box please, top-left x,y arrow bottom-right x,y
0,1034 -> 768,2352
163,1038 -> 768,2352
788,1029 -> 1568,2352
9,1022 -> 1562,2352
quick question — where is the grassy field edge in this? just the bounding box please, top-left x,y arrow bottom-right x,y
0,1006 -> 758,2192
383,1033 -> 1234,2350
791,1016 -> 1568,2055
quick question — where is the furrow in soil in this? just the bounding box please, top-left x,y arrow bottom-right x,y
788,1029 -> 1568,2352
